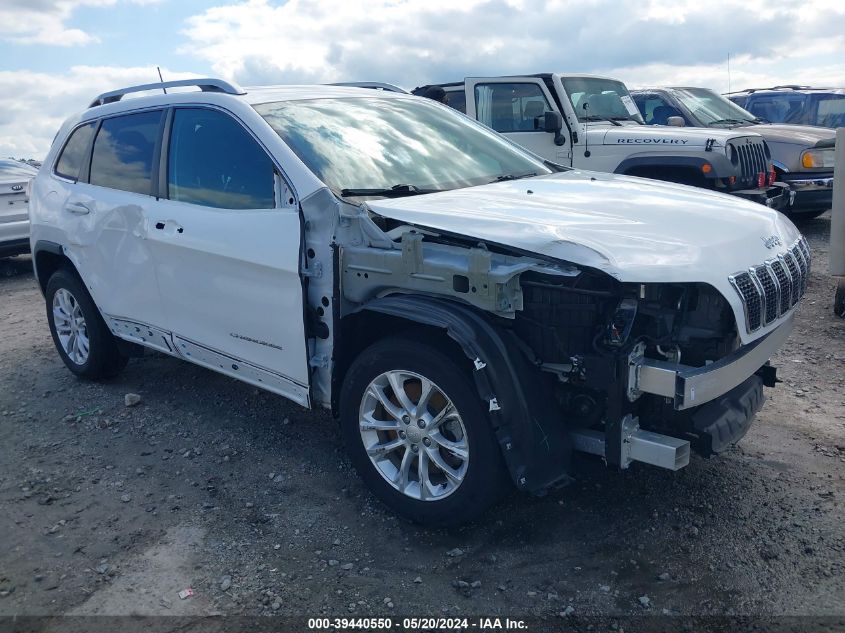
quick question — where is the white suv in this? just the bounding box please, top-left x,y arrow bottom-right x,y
30,78 -> 807,525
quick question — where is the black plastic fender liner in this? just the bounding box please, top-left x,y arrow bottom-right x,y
357,295 -> 572,494
32,240 -> 68,296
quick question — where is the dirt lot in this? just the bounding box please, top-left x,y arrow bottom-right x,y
0,214 -> 843,625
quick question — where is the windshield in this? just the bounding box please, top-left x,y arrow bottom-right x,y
254,97 -> 550,197
561,77 -> 644,123
670,88 -> 757,126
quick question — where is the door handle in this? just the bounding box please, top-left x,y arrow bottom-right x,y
65,202 -> 90,215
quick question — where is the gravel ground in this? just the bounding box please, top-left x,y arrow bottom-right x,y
0,214 -> 843,624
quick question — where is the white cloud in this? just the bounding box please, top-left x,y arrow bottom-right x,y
0,65 -> 197,158
0,0 -> 163,46
181,0 -> 845,91
4,0 -> 845,158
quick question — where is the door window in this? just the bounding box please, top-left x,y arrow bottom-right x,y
474,83 -> 551,132
815,95 -> 845,128
89,110 -> 163,195
54,122 -> 95,181
167,108 -> 275,210
745,95 -> 805,124
635,94 -> 678,124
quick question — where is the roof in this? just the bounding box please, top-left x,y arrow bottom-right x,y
242,84 -> 413,105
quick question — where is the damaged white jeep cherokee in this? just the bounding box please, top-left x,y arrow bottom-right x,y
30,79 -> 808,526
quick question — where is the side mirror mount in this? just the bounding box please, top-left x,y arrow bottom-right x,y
538,111 -> 566,146
667,116 -> 685,127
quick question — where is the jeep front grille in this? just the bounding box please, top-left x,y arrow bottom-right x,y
731,139 -> 768,188
728,237 -> 810,332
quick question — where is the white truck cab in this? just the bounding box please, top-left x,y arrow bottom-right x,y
433,74 -> 791,208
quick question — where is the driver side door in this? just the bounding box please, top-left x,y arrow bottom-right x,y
465,77 -> 570,165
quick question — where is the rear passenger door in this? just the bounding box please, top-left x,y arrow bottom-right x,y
146,106 -> 310,406
465,77 -> 567,164
59,110 -> 170,338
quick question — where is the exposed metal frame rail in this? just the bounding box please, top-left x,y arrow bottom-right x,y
89,78 -> 245,108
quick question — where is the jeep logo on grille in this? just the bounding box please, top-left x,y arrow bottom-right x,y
761,235 -> 782,249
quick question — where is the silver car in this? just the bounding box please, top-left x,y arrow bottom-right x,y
632,87 -> 835,220
0,159 -> 39,257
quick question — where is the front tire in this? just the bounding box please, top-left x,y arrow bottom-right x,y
45,269 -> 128,379
340,336 -> 508,526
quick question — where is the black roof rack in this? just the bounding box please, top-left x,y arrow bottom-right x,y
89,78 -> 245,108
727,85 -> 830,95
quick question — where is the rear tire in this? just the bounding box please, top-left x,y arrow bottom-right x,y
45,269 -> 128,379
835,280 -> 845,318
340,336 -> 508,526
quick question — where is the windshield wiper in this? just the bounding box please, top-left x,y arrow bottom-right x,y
582,115 -> 622,126
707,118 -> 749,126
339,184 -> 436,198
492,172 -> 537,183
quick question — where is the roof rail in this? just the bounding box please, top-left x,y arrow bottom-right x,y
89,78 -> 245,108
728,84 -> 820,95
328,82 -> 409,94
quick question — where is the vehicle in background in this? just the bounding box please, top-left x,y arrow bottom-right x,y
0,159 -> 39,258
632,87 -> 835,220
430,74 -> 791,209
727,86 -> 845,129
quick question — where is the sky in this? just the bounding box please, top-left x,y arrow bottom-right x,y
2,0 -> 844,159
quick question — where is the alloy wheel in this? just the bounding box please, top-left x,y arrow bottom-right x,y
359,370 -> 469,501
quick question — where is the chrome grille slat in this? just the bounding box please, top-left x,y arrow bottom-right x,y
770,260 -> 791,315
792,244 -> 808,294
729,272 -> 762,331
753,264 -> 778,324
729,237 -> 809,333
783,252 -> 801,304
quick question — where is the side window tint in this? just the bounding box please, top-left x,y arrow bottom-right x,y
474,83 -> 551,132
642,95 -> 677,125
55,123 -> 95,181
168,108 -> 275,210
446,91 -> 467,114
90,111 -> 162,195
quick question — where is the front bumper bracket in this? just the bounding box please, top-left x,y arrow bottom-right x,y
633,316 -> 793,410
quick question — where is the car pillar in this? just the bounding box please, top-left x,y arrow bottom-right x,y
830,128 -> 845,317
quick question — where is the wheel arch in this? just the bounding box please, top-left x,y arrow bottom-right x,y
336,295 -> 572,494
33,240 -> 78,296
616,156 -> 714,187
